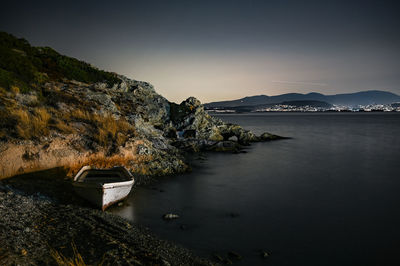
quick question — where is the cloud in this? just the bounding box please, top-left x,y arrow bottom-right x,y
271,80 -> 328,86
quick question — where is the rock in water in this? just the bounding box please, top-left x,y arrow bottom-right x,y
212,254 -> 224,262
162,213 -> 179,220
228,251 -> 242,260
260,250 -> 270,258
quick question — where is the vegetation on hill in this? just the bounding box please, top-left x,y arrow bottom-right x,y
0,32 -> 119,92
0,32 -> 136,146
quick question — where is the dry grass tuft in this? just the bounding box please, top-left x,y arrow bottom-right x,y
69,109 -> 92,122
0,247 -> 9,261
12,107 -> 51,139
68,110 -> 135,147
91,113 -> 135,147
65,153 -> 136,177
10,85 -> 20,94
50,118 -> 75,134
0,86 -> 7,95
51,242 -> 101,266
65,152 -> 154,177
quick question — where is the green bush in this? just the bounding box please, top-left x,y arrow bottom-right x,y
0,31 -> 120,92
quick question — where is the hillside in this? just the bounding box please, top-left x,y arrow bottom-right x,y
205,91 -> 400,108
0,32 -> 119,92
0,32 -> 279,179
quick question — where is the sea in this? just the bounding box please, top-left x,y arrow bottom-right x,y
111,112 -> 400,266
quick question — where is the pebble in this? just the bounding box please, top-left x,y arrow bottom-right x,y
162,259 -> 171,266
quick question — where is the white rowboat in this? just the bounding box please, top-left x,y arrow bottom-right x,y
73,166 -> 134,210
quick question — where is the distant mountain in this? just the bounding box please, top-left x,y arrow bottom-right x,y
205,91 -> 400,108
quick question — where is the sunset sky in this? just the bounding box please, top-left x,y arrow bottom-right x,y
1,0 -> 399,103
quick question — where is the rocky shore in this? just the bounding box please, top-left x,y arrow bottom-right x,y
0,78 -> 282,179
0,80 -> 283,265
0,78 -> 284,265
0,169 -> 214,265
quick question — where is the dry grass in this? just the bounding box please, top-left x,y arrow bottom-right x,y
2,96 -> 134,148
91,113 -> 135,147
68,110 -> 135,147
0,247 -> 8,261
50,118 -> 75,134
5,105 -> 135,144
51,242 -> 104,266
0,103 -> 77,139
69,109 -> 92,121
65,152 -> 153,177
0,86 -> 7,95
65,153 -> 136,177
12,107 -> 51,139
10,85 -> 20,94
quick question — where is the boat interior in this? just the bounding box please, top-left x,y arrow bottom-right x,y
76,169 -> 132,184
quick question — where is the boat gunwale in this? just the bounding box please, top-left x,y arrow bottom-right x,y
73,165 -> 133,182
72,179 -> 134,189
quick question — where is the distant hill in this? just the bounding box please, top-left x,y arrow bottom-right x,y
205,91 -> 400,108
210,100 -> 332,113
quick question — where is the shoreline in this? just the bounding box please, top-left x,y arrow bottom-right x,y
0,167 -> 215,265
0,135 -> 285,265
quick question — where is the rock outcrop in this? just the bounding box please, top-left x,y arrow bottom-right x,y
0,75 -> 282,179
168,96 -> 280,150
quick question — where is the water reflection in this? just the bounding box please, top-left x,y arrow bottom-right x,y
111,113 -> 400,266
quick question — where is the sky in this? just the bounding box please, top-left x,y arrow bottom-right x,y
1,0 -> 400,103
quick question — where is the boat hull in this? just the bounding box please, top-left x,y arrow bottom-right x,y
73,180 -> 134,210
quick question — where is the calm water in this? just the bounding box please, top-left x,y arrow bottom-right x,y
111,113 -> 400,266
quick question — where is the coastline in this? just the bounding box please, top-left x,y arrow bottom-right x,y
0,121 -> 284,265
0,34 -> 282,264
0,168 -> 215,265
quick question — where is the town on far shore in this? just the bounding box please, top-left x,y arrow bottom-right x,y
207,103 -> 400,113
